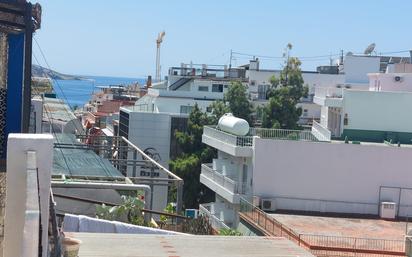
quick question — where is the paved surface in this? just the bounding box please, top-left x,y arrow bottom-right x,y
270,213 -> 407,239
71,232 -> 315,257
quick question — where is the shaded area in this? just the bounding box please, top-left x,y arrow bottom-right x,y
53,134 -> 123,177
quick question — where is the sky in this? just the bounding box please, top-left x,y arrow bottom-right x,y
33,0 -> 412,78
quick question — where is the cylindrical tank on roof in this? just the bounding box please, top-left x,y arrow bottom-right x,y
217,113 -> 250,136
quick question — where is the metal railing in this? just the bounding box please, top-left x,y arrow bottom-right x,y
199,203 -> 230,230
315,87 -> 344,99
201,164 -> 241,194
239,197 -> 406,257
22,151 -> 41,257
203,126 -> 324,148
203,126 -> 253,147
311,121 -> 332,142
56,135 -> 185,214
250,127 -> 320,141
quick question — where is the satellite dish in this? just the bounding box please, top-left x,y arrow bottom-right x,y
364,43 -> 376,55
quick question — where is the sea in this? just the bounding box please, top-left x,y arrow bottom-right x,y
52,75 -> 146,108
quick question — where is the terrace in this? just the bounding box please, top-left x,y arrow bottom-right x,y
202,125 -> 328,156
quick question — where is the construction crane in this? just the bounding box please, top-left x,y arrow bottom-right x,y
155,31 -> 165,82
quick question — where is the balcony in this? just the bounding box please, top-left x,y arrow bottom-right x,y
202,126 -> 326,156
199,203 -> 231,230
202,126 -> 254,157
313,87 -> 343,107
200,164 -> 244,204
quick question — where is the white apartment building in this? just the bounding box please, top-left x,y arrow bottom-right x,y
200,114 -> 412,230
315,61 -> 412,143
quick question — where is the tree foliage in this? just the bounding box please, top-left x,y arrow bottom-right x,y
262,44 -> 308,129
223,81 -> 252,123
170,104 -> 215,209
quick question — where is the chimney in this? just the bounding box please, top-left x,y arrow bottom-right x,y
146,75 -> 152,88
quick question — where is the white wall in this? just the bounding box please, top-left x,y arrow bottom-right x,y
343,90 -> 412,133
343,55 -> 380,83
127,111 -> 172,213
253,138 -> 412,215
368,73 -> 412,92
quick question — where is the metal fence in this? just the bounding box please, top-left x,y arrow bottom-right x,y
201,164 -> 240,193
203,126 -> 253,147
203,126 -> 323,148
199,203 -> 230,231
239,198 -> 406,257
311,121 -> 332,141
250,127 -> 320,142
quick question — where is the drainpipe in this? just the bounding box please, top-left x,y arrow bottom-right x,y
51,181 -> 152,220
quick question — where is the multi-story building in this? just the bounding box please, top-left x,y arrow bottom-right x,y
315,61 -> 412,142
117,64 -> 249,213
200,112 -> 412,230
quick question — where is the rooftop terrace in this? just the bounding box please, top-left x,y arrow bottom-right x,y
71,233 -> 315,257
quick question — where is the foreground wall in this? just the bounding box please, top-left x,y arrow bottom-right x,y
253,138 -> 412,216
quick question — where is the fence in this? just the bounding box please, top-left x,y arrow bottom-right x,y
203,126 -> 253,147
203,126 -> 323,148
199,203 -> 230,231
239,198 -> 406,257
311,121 -> 332,142
250,127 -> 320,142
201,164 -> 240,193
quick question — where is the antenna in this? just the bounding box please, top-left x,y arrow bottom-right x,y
364,43 -> 376,55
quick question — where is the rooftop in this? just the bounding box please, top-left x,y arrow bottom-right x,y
270,213 -> 407,240
71,233 -> 315,257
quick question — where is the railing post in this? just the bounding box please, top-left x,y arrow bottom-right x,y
4,134 -> 54,257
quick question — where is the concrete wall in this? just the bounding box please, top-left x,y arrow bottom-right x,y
253,138 -> 412,215
127,111 -> 171,213
343,55 -> 380,83
4,134 -> 54,257
343,90 -> 412,133
369,73 -> 412,92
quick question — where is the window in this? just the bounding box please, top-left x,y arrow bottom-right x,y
198,86 -> 209,92
180,105 -> 193,114
140,170 -> 160,177
303,109 -> 308,117
212,84 -> 224,92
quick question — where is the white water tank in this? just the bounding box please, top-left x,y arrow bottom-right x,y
218,113 -> 250,136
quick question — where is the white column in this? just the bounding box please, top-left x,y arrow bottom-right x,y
3,134 -> 54,257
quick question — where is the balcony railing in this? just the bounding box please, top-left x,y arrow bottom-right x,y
249,128 -> 319,141
199,203 -> 230,230
203,126 -> 327,147
315,87 -> 344,99
201,164 -> 243,194
311,121 -> 332,141
203,126 -> 253,147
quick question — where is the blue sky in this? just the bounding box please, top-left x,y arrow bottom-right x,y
33,0 -> 412,78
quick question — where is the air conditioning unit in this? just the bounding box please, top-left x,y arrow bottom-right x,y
185,209 -> 199,219
394,76 -> 403,82
380,202 -> 396,219
261,199 -> 276,212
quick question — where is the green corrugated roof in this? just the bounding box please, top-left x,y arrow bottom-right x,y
53,134 -> 123,177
